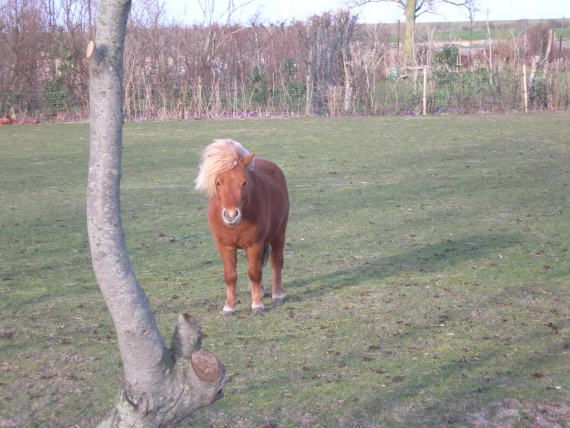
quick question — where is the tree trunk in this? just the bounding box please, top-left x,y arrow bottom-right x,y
527,28 -> 554,106
304,20 -> 317,116
528,55 -> 541,99
342,48 -> 355,112
86,1 -> 224,426
403,0 -> 416,67
485,13 -> 494,88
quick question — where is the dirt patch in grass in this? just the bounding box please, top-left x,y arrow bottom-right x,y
468,399 -> 569,428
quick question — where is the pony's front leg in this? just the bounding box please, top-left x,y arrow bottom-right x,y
218,245 -> 238,315
246,245 -> 265,313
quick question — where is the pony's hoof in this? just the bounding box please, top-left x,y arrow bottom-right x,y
222,305 -> 236,316
272,295 -> 285,306
251,304 -> 265,314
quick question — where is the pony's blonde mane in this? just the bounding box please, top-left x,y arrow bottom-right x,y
195,139 -> 252,197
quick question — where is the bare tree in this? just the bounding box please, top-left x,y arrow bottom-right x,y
350,0 -> 478,67
0,0 -> 47,115
85,0 -> 224,426
296,11 -> 358,115
527,25 -> 555,107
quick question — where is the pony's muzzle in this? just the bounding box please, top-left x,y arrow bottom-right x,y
222,208 -> 241,225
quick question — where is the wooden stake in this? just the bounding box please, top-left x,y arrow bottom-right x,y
423,67 -> 427,115
522,64 -> 528,113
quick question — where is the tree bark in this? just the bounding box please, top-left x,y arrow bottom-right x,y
86,1 -> 224,426
343,48 -> 355,112
403,0 -> 416,67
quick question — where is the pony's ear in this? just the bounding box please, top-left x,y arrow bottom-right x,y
242,153 -> 255,168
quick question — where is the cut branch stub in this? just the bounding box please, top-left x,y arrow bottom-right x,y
171,312 -> 202,360
85,40 -> 103,65
191,349 -> 221,382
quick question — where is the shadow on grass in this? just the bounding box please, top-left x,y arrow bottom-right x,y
242,234 -> 569,426
320,300 -> 569,426
284,233 -> 521,302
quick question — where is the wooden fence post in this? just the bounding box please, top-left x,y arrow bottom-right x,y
522,64 -> 528,113
423,67 -> 427,115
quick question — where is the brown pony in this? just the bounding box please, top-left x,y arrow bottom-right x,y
195,139 -> 289,314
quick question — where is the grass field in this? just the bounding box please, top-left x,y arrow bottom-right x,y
0,113 -> 569,427
382,19 -> 570,43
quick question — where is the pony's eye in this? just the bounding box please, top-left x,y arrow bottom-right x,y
216,181 -> 221,187
242,181 -> 247,187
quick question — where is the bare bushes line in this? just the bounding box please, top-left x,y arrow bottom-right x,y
0,1 -> 568,121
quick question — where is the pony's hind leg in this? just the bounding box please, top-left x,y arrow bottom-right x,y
270,234 -> 286,306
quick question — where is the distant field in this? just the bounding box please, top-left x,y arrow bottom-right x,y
379,18 -> 570,43
0,113 -> 569,427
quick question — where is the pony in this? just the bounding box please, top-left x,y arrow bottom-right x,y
195,139 -> 289,314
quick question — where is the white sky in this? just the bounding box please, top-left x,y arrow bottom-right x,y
165,0 -> 569,25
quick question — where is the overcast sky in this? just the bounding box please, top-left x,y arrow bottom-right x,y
165,0 -> 569,25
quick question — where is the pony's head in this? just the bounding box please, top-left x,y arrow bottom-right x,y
195,139 -> 255,226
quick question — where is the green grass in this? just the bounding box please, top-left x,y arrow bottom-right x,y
430,26 -> 570,42
1,114 -> 569,427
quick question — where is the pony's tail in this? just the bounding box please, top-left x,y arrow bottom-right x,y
262,244 -> 271,267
